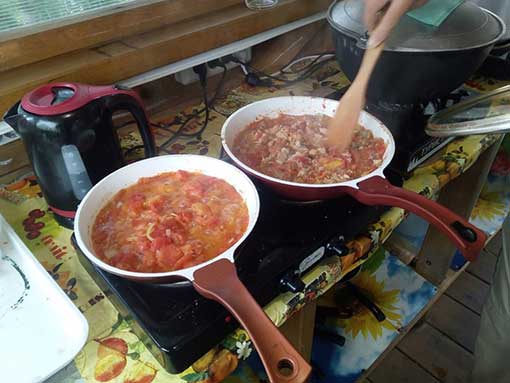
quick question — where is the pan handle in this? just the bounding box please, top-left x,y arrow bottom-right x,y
193,259 -> 312,383
349,176 -> 486,262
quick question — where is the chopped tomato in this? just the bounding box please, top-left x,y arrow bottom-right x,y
147,195 -> 165,212
177,211 -> 193,224
175,170 -> 191,181
182,182 -> 205,199
110,252 -> 139,271
150,236 -> 169,252
129,193 -> 145,212
191,203 -> 215,226
174,254 -> 195,270
91,171 -> 248,273
156,244 -> 183,270
169,231 -> 186,246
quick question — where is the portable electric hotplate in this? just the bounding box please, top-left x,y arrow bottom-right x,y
77,170 -> 401,374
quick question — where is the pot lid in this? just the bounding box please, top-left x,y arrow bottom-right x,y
327,0 -> 506,52
426,85 -> 510,136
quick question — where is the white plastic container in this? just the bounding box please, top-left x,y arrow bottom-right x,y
0,214 -> 88,383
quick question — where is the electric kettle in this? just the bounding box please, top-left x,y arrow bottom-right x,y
3,82 -> 156,228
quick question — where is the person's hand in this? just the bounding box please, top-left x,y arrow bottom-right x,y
364,0 -> 428,48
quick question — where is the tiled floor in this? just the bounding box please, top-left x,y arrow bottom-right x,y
366,231 -> 502,383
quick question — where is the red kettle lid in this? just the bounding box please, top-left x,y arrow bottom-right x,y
20,82 -> 133,116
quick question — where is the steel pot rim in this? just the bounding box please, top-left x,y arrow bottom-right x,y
327,1 -> 506,53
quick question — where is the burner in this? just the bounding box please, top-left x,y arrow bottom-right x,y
78,175 -> 398,374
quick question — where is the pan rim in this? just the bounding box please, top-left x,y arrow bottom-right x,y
74,154 -> 260,281
220,96 -> 396,189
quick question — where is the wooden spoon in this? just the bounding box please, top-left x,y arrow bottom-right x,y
326,42 -> 385,152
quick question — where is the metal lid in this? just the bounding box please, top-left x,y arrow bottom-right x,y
426,85 -> 510,136
327,0 -> 506,52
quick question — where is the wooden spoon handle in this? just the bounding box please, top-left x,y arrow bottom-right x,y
326,42 -> 385,150
350,42 -> 385,92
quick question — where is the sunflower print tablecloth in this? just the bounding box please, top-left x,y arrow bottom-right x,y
0,60 -> 507,383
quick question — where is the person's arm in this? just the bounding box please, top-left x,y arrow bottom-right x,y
364,0 -> 428,48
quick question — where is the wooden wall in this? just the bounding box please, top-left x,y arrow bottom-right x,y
0,0 -> 331,115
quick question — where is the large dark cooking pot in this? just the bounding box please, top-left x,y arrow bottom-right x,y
328,0 -> 506,107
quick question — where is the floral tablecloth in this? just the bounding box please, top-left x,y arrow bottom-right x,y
0,60 -> 506,383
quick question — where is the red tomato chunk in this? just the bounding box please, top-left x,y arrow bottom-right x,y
233,114 -> 386,184
91,171 -> 249,273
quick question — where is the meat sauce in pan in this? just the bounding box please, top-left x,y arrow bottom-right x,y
233,113 -> 387,184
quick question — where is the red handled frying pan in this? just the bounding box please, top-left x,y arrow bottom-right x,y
74,154 -> 311,383
221,96 -> 487,262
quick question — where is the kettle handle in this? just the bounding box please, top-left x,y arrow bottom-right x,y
102,85 -> 157,159
3,101 -> 21,132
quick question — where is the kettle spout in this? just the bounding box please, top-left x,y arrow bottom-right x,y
3,101 -> 21,132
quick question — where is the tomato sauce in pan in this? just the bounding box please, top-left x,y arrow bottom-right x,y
91,171 -> 249,273
233,114 -> 387,184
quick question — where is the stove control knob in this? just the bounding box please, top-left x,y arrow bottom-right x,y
327,237 -> 350,257
280,271 -> 306,293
